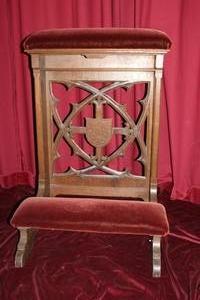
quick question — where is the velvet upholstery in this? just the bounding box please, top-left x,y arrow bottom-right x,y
23,28 -> 172,50
11,197 -> 169,236
2,186 -> 200,299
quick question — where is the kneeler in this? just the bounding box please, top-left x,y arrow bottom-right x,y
10,28 -> 171,277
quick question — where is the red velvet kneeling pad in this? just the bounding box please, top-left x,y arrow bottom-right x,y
11,197 -> 169,236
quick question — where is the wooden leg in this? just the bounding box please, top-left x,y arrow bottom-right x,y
150,184 -> 158,202
15,228 -> 36,268
152,235 -> 161,277
36,180 -> 45,196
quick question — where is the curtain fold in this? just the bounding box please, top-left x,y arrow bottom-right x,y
1,0 -> 200,203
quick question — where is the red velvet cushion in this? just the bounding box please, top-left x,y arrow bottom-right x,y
11,197 -> 169,236
24,28 -> 171,50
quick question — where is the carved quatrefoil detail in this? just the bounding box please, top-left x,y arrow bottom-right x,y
50,81 -> 150,176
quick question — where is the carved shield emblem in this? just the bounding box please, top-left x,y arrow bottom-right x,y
86,118 -> 113,147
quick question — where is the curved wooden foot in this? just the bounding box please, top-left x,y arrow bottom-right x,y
152,235 -> 161,277
15,228 -> 36,268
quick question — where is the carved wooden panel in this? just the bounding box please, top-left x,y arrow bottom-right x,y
50,80 -> 151,178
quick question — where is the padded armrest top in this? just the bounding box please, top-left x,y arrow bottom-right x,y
11,197 -> 169,236
23,28 -> 171,50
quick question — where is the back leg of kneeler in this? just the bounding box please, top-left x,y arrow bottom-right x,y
14,228 -> 36,267
152,235 -> 161,277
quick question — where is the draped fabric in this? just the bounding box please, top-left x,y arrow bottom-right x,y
1,186 -> 200,300
1,0 -> 200,203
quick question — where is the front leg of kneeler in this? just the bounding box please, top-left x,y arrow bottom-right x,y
152,235 -> 161,277
15,228 -> 36,268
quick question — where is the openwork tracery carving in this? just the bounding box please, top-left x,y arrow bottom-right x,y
50,81 -> 150,177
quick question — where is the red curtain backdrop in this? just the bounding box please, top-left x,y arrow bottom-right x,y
1,0 -> 200,203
